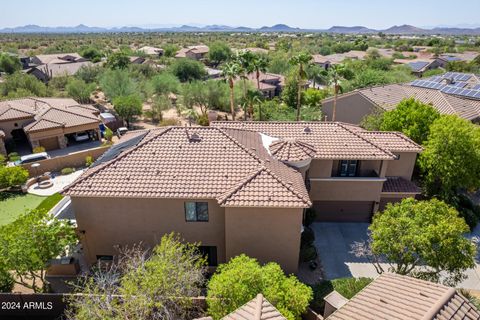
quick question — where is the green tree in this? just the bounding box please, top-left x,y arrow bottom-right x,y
360,109 -> 385,131
207,255 -> 312,320
79,46 -> 104,63
0,53 -> 21,74
0,166 -> 29,190
149,72 -> 180,96
221,61 -> 242,120
208,41 -> 232,67
99,69 -> 136,100
145,94 -> 172,122
106,51 -> 131,69
380,98 -> 440,144
113,94 -> 143,128
323,64 -> 347,121
66,78 -> 95,104
67,233 -> 206,320
289,52 -> 313,121
354,198 -> 476,286
170,58 -> 206,82
163,44 -> 180,58
419,115 -> 480,201
0,209 -> 76,292
0,72 -> 50,98
249,53 -> 268,119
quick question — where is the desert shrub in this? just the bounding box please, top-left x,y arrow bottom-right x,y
104,127 -> 113,142
0,269 -> 14,293
8,152 -> 20,162
85,156 -> 94,167
159,118 -> 180,127
61,167 -> 75,175
197,114 -> 210,126
32,146 -> 46,154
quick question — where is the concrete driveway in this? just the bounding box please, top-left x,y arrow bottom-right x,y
312,222 -> 480,290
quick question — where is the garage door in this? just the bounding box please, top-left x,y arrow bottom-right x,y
39,137 -> 59,151
313,201 -> 374,222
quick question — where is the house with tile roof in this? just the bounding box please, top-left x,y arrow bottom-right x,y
323,273 -> 480,320
175,45 -> 210,60
322,72 -> 480,124
0,98 -> 100,155
63,122 -> 420,272
235,72 -> 286,98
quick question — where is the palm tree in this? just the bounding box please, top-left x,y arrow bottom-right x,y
244,89 -> 263,120
324,64 -> 346,122
289,52 -> 313,121
250,54 -> 268,120
221,61 -> 241,121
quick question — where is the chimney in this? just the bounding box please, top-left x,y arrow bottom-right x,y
323,291 -> 349,318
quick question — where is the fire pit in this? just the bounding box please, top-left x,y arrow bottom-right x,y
38,179 -> 54,189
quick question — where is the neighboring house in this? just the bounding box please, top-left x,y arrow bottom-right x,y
313,51 -> 367,69
175,45 -> 209,60
236,72 -> 285,98
440,51 -> 480,63
322,72 -> 480,124
0,98 -> 100,154
205,67 -> 222,79
29,53 -> 87,66
323,273 -> 480,319
26,61 -> 92,82
394,57 -> 446,76
129,56 -> 146,64
195,293 -> 286,320
137,46 -> 164,57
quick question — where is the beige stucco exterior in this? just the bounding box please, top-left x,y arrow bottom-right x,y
0,118 -> 35,139
385,152 -> 417,180
225,207 -> 303,274
71,196 -> 302,273
322,93 -> 379,124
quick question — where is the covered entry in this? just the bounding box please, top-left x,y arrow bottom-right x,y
313,201 -> 374,222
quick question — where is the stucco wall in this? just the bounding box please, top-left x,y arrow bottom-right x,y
309,178 -> 385,201
385,152 -> 417,180
322,93 -> 379,124
71,197 -> 227,266
224,207 -> 303,274
0,118 -> 35,139
308,160 -> 333,178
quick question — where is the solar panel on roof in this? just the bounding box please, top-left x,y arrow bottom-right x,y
443,72 -> 472,82
442,86 -> 480,100
472,85 -> 480,90
91,131 -> 149,167
410,80 -> 446,90
408,61 -> 429,72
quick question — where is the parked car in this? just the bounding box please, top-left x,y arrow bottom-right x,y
73,132 -> 90,142
12,152 -> 50,165
117,127 -> 128,138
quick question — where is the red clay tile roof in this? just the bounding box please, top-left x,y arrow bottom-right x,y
212,122 -> 397,160
382,177 -> 421,194
222,293 -> 286,320
64,127 -> 311,208
269,139 -> 316,162
326,273 -> 480,320
358,131 -> 423,152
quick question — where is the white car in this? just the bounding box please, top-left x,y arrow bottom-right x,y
73,132 -> 90,142
11,152 -> 50,166
117,127 -> 128,137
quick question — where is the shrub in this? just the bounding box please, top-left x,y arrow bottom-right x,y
85,156 -> 94,167
32,146 -> 46,154
0,166 -> 29,189
159,118 -> 180,127
301,227 -> 315,247
104,127 -> 113,142
61,167 -> 75,175
8,152 -> 20,162
0,269 -> 14,293
197,114 -> 210,126
300,245 -> 317,262
304,208 -> 317,226
0,154 -> 5,166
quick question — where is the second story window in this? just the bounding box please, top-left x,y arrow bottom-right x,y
339,160 -> 358,177
185,202 -> 209,222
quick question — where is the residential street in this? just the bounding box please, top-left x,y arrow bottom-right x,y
313,222 -> 480,290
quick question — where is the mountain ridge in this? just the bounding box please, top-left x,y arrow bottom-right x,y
1,23 -> 480,35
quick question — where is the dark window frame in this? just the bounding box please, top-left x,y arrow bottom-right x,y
184,202 -> 209,222
339,160 -> 359,177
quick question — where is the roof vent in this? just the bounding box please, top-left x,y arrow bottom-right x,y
303,126 -> 312,134
189,132 -> 202,142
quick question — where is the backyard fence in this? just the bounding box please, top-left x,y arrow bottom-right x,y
21,146 -> 109,176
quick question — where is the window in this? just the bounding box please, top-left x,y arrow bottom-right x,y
199,246 -> 218,266
339,160 -> 358,177
185,202 -> 209,222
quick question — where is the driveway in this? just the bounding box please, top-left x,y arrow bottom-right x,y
312,222 -> 480,290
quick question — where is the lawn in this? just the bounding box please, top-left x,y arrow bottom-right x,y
0,192 -> 64,226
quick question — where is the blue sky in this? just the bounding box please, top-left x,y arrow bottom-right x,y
2,0 -> 480,29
